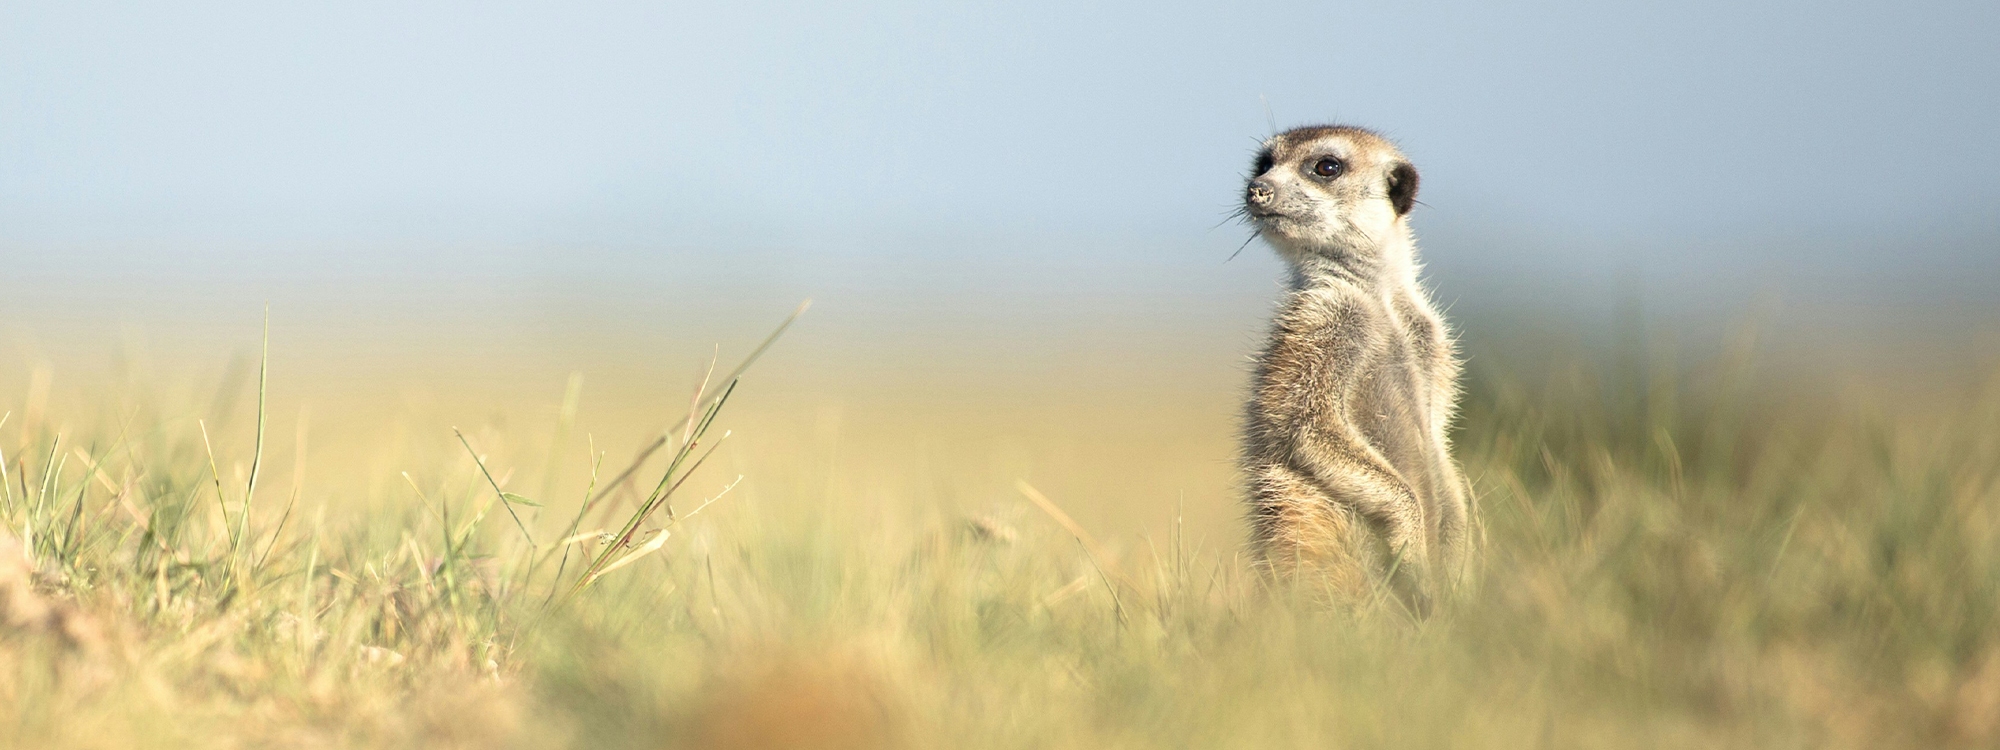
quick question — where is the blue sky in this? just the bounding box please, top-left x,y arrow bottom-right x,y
2,0 -> 1997,376
4,0 -> 1994,248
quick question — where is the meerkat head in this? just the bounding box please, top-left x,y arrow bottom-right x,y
1244,125 -> 1419,269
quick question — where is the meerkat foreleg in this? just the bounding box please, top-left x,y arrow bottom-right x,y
1247,462 -> 1373,596
1422,353 -> 1474,588
1431,462 -> 1476,590
1290,443 -> 1434,602
1432,467 -> 1471,582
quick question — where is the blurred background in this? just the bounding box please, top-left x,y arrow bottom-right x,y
3,0 -> 1997,538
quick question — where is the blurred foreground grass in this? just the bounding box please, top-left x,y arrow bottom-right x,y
2,326 -> 1999,750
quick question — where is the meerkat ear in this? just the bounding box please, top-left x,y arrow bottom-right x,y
1387,162 -> 1419,216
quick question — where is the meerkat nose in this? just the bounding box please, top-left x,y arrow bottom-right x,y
1247,179 -> 1276,205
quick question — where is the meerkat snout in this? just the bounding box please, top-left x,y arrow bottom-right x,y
1246,179 -> 1276,208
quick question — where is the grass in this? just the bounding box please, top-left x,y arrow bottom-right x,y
2,317 -> 1998,749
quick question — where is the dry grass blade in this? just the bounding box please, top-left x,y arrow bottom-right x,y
556,529 -> 605,547
584,529 -> 671,584
586,300 -> 809,508
238,307 -> 269,563
454,428 -> 538,547
196,422 -> 229,550
1017,480 -> 1140,595
585,474 -> 741,586
564,381 -> 737,603
0,412 -> 11,509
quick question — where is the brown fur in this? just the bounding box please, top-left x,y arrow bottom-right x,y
1239,125 -> 1471,607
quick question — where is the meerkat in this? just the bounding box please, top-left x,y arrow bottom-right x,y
1238,125 -> 1471,607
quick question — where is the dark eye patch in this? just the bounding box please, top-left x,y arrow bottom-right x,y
1252,150 -> 1273,176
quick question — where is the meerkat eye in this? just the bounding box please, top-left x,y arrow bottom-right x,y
1312,157 -> 1345,178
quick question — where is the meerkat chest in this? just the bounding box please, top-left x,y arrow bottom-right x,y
1274,286 -> 1435,411
1282,285 -> 1427,358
